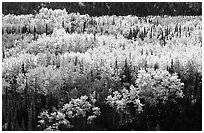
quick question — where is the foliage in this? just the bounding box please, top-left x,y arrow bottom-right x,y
38,95 -> 100,131
136,68 -> 184,106
3,2 -> 202,16
106,68 -> 184,128
2,7 -> 202,131
106,85 -> 143,126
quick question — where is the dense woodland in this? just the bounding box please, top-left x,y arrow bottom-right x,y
2,2 -> 202,131
2,2 -> 202,16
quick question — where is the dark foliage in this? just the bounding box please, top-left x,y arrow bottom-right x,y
2,2 -> 202,16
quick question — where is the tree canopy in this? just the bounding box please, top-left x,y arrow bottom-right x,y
2,2 -> 202,16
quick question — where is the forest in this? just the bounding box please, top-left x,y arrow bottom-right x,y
2,2 -> 202,131
2,2 -> 202,16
